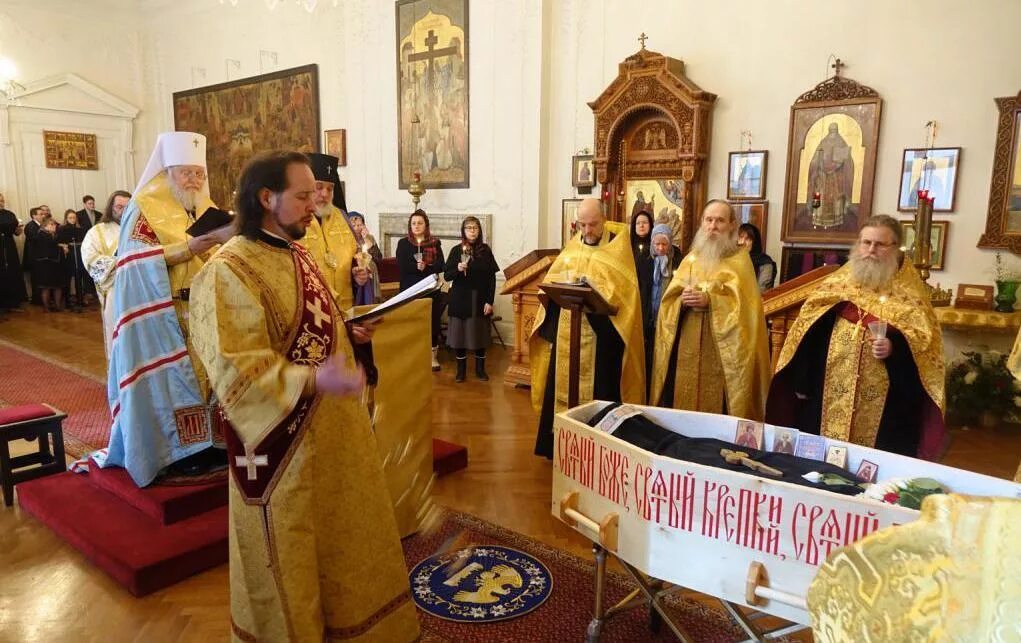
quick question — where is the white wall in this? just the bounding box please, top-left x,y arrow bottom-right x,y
4,0 -> 1021,329
542,0 -> 1021,294
0,0 -> 144,214
135,0 -> 543,272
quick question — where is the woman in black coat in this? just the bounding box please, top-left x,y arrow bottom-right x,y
57,209 -> 90,311
395,209 -> 446,370
444,216 -> 499,382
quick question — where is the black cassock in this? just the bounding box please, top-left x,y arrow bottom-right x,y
765,307 -> 928,457
533,301 -> 624,458
0,209 -> 27,309
588,403 -> 863,497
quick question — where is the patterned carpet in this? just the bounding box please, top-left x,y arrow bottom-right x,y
404,509 -> 766,642
0,342 -> 110,458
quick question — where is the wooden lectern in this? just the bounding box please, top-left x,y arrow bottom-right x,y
537,282 -> 617,408
762,265 -> 840,372
500,249 -> 560,386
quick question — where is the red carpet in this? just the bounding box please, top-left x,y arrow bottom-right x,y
406,510 -> 748,642
0,343 -> 110,458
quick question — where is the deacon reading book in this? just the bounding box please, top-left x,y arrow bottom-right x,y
186,206 -> 235,238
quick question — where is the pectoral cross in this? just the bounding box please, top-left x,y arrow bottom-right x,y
235,449 -> 268,481
306,296 -> 329,329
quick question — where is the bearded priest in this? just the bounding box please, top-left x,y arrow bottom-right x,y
300,153 -> 368,310
531,197 -> 646,458
99,132 -> 234,487
766,215 -> 946,460
190,151 -> 419,642
650,199 -> 771,420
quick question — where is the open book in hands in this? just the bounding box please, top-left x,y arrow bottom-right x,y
185,207 -> 234,238
345,273 -> 442,324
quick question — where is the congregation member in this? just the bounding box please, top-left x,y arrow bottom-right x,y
75,194 -> 99,230
650,200 -> 770,421
532,197 -> 645,458
396,209 -> 446,370
347,211 -> 382,303
737,223 -> 776,292
100,132 -> 234,487
81,190 -> 131,354
644,222 -> 682,387
630,210 -> 654,374
0,192 -> 26,311
33,217 -> 64,312
22,206 -> 47,305
444,215 -> 499,382
190,151 -> 419,642
767,214 -> 946,459
57,209 -> 90,310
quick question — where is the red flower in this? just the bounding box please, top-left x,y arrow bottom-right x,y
883,492 -> 900,504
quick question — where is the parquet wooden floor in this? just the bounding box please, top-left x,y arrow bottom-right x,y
1,306 -> 1019,642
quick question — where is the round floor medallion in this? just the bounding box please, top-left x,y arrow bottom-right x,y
409,545 -> 553,623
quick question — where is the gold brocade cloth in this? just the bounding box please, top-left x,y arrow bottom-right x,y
807,494 -> 1021,642
774,261 -> 945,455
650,250 -> 771,421
190,235 -> 419,642
529,223 -> 646,412
301,205 -> 359,311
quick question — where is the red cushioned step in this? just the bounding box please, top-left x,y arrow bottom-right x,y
0,403 -> 57,425
17,472 -> 227,596
86,459 -> 227,525
433,438 -> 468,477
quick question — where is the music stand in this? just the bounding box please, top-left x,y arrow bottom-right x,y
538,282 -> 617,408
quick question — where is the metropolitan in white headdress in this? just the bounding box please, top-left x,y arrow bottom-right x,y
96,131 -> 233,487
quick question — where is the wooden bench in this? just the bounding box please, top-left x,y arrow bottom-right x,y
0,404 -> 68,506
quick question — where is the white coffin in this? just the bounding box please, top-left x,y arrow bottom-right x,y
551,402 -> 1021,625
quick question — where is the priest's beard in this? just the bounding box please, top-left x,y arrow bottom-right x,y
273,204 -> 307,241
849,248 -> 899,291
170,184 -> 200,214
315,203 -> 332,219
690,227 -> 738,272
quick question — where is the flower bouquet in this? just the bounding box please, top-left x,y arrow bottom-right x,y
859,477 -> 947,510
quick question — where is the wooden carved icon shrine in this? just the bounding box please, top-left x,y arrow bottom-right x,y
589,45 -> 717,251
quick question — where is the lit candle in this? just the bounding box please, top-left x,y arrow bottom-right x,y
686,254 -> 697,286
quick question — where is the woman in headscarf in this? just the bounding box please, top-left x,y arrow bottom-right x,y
396,209 -> 446,370
444,216 -> 500,382
646,223 -> 682,388
737,223 -> 776,292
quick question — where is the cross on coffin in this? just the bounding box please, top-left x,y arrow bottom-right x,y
720,449 -> 783,477
306,296 -> 329,329
235,449 -> 269,481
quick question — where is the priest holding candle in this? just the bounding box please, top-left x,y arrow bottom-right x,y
650,200 -> 771,420
766,215 -> 946,459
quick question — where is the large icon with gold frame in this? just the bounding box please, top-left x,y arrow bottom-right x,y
781,77 -> 882,244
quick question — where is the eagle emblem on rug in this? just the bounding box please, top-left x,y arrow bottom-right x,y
409,546 -> 553,623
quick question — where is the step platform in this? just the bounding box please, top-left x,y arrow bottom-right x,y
17,472 -> 228,596
86,458 -> 227,525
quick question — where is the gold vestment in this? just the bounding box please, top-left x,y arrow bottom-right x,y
190,234 -> 419,642
807,494 -> 1021,642
135,173 -> 219,398
300,205 -> 358,310
529,223 -> 646,413
650,250 -> 770,421
774,261 -> 944,450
